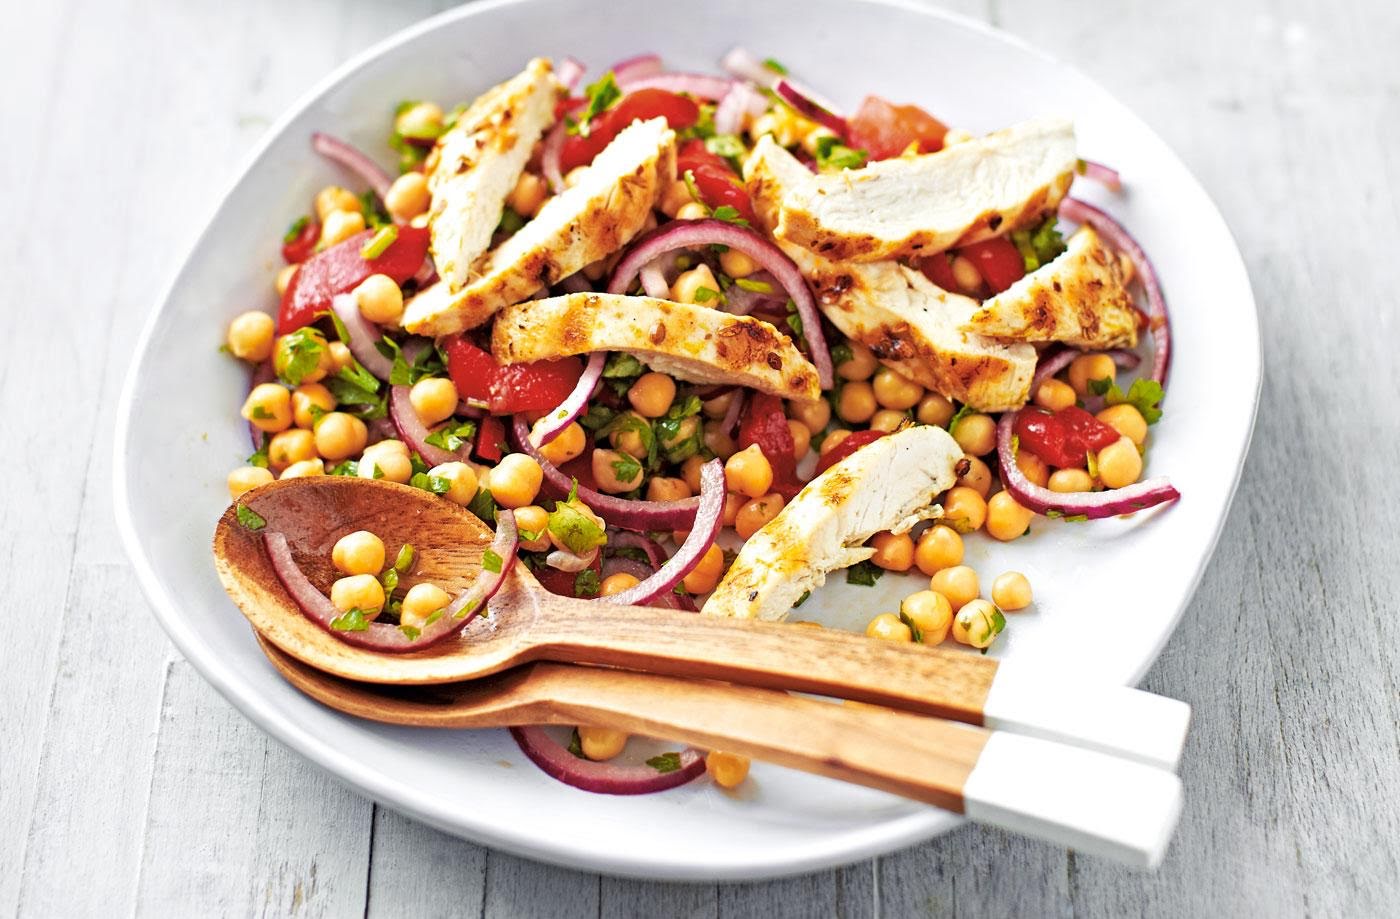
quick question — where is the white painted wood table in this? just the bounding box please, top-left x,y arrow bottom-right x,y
5,0 -> 1398,915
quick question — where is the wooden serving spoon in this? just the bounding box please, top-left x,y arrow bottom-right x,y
214,477 -> 1190,769
254,633 -> 1182,868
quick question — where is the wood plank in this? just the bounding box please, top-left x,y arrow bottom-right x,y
364,807 -> 488,917
481,851 -> 600,918
718,862 -> 875,919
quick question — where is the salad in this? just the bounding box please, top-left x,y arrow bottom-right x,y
222,49 -> 1176,794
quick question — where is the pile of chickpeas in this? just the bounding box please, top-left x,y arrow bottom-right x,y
324,528 -> 461,631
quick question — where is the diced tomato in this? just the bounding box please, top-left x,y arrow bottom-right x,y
737,393 -> 804,500
559,89 -> 700,172
814,429 -> 887,475
276,225 -> 429,334
281,219 -> 320,264
443,337 -> 497,404
919,252 -> 960,292
958,237 -> 1026,294
847,96 -> 948,161
676,140 -> 759,226
473,415 -> 507,464
444,336 -> 585,415
1015,407 -> 1122,469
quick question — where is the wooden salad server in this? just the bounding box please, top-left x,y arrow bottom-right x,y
256,634 -> 1183,868
215,477 -> 1190,770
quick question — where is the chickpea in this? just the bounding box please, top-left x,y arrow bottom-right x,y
1034,378 -> 1077,412
670,264 -> 719,305
1097,437 -> 1143,489
627,372 -> 676,418
313,412 -> 369,461
950,255 -> 984,295
836,341 -> 878,381
869,531 -> 915,571
702,421 -> 736,460
358,443 -> 412,484
682,543 -> 726,594
227,465 -> 274,498
902,590 -> 954,644
275,264 -> 299,296
609,411 -> 650,459
327,341 -> 353,371
992,572 -> 1033,611
719,248 -> 758,278
384,171 -> 431,222
953,598 -> 1004,649
315,185 -> 361,221
332,530 -> 386,576
274,328 -> 332,385
242,383 -> 293,433
680,455 -> 706,494
600,572 -> 642,597
320,208 -> 366,248
564,166 -> 590,189
956,455 -> 993,497
354,273 -> 405,325
985,491 -> 1033,541
872,366 -> 923,410
400,582 -> 452,630
820,429 -> 852,455
268,428 -> 316,471
410,377 -> 458,427
952,413 -> 996,456
513,505 -> 552,552
1067,353 -> 1117,397
706,751 -> 751,789
789,398 -> 831,433
226,311 -> 275,362
915,393 -> 955,427
914,525 -> 964,575
1048,468 -> 1095,493
1015,449 -> 1050,488
675,201 -> 709,220
428,462 -> 478,506
929,565 -> 979,612
646,476 -> 692,502
1097,404 -> 1148,446
787,419 -> 812,459
578,725 -> 628,761
394,101 -> 444,140
735,493 -> 784,539
701,390 -> 736,419
538,422 -> 586,466
942,486 -> 987,532
721,491 -> 745,527
591,448 -> 641,493
836,381 -> 877,424
869,409 -> 906,433
865,613 -> 913,642
330,574 -> 385,616
725,444 -> 774,498
507,172 -> 549,218
659,179 -> 693,217
489,453 -> 543,508
291,383 -> 336,429
280,458 -> 325,479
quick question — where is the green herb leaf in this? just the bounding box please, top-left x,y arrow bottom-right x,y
497,206 -> 526,236
579,403 -> 618,432
846,560 -> 884,587
710,205 -> 749,227
830,341 -> 854,369
410,472 -> 452,494
1085,449 -> 1100,481
646,752 -> 683,774
693,285 -> 725,305
380,566 -> 399,595
329,608 -> 370,632
1087,376 -> 1114,397
947,402 -> 973,434
235,504 -> 266,531
1008,215 -> 1066,272
425,419 -> 478,452
247,434 -> 271,469
574,71 -> 621,136
567,728 -> 585,758
482,549 -> 503,574
792,590 -> 811,609
359,224 -> 399,259
1104,377 -> 1165,425
250,405 -> 273,420
399,624 -> 421,640
610,452 -> 642,484
762,57 -> 789,75
602,353 -> 645,379
275,327 -> 326,386
358,189 -> 390,230
394,544 -> 415,572
814,135 -> 869,171
283,215 -> 310,244
467,487 -> 497,525
899,610 -> 924,644
574,568 -> 600,598
734,277 -> 774,294
548,498 -> 608,556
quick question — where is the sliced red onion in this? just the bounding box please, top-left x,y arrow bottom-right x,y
248,360 -> 276,450
593,459 -> 722,606
607,530 -> 667,569
615,72 -> 733,99
1030,346 -> 1141,393
722,271 -> 782,317
528,351 -> 605,447
1059,198 -> 1171,387
412,256 -> 438,287
311,132 -> 392,201
608,53 -> 664,85
774,79 -> 848,138
638,259 -> 671,299
1078,159 -> 1123,193
547,546 -> 598,573
600,555 -> 654,582
455,400 -> 486,419
261,511 -> 517,651
607,218 -> 833,388
721,389 -> 746,437
541,120 -> 568,193
558,56 -> 586,91
510,415 -> 701,531
329,294 -> 394,380
365,416 -> 398,446
389,384 -> 466,467
556,271 -> 593,295
602,540 -> 697,612
996,412 -> 1179,520
509,726 -> 705,795
714,82 -> 767,135
720,47 -> 777,86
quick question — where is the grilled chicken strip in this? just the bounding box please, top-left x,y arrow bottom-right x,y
772,116 -> 1077,262
703,425 -> 962,621
425,58 -> 561,291
491,293 -> 822,402
960,226 -> 1139,349
404,117 -> 676,337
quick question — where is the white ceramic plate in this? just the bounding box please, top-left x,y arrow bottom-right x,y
115,0 -> 1260,881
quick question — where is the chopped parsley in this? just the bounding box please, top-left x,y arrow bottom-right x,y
574,568 -> 600,598
734,277 -> 774,294
610,452 -> 643,484
399,623 -> 421,641
325,359 -> 386,420
247,434 -> 271,469
329,608 -> 370,632
705,133 -> 747,171
655,395 -> 704,462
710,205 -> 749,227
646,752 -> 683,774
946,402 -> 974,435
578,403 -> 618,433
394,544 -> 415,572
567,728 -> 585,758
813,135 -> 868,171
846,559 -> 884,587
274,327 -> 326,386
235,504 -> 266,531
1096,377 -> 1166,425
572,71 -> 621,136
409,472 -> 452,495
1009,216 -> 1066,272
692,285 -> 725,305
358,189 -> 390,230
830,341 -> 854,369
602,353 -> 646,379
425,419 -> 478,452
548,489 -> 608,556
359,225 -> 398,259
762,57 -> 789,75
482,549 -> 504,574
328,459 -> 359,476
899,610 -> 924,644
792,590 -> 811,609
249,405 -> 273,420
467,486 -> 497,524
283,215 -> 310,244
497,206 -> 526,236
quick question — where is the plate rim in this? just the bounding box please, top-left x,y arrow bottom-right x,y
113,0 -> 1262,881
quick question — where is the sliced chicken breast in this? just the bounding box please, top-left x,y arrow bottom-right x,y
772,116 -> 1077,262
426,58 -> 561,291
745,137 -> 1036,411
404,118 -> 677,337
703,425 -> 962,621
960,226 -> 1139,349
491,293 -> 822,402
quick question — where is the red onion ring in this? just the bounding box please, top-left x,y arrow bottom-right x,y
713,82 -> 767,135
615,73 -> 733,99
607,530 -> 667,569
607,218 -> 834,388
600,555 -> 655,582
1030,346 -> 1141,393
774,79 -> 849,138
311,132 -> 392,201
329,294 -> 393,380
1058,198 -> 1171,387
248,360 -> 276,450
455,400 -> 486,419
995,412 -> 1179,520
638,259 -> 671,299
510,415 -> 701,531
720,48 -> 840,113
1079,160 -> 1123,193
509,726 -> 705,795
722,271 -> 782,317
528,352 -> 605,447
602,536 -> 697,612
541,120 -> 568,193
721,389 -> 746,437
389,384 -> 467,467
608,53 -> 664,85
593,459 -> 723,606
261,510 -> 517,651
412,256 -> 437,287
558,56 -> 586,91
557,272 -> 593,294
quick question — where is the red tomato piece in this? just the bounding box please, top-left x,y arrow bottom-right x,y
281,219 -> 320,264
444,336 -> 584,415
276,225 -> 429,334
813,429 -> 887,476
1015,407 -> 1122,469
919,252 -> 959,292
559,89 -> 700,172
958,237 -> 1026,295
473,414 -> 507,464
847,96 -> 949,161
737,393 -> 804,500
443,337 -> 498,404
675,140 -> 759,225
